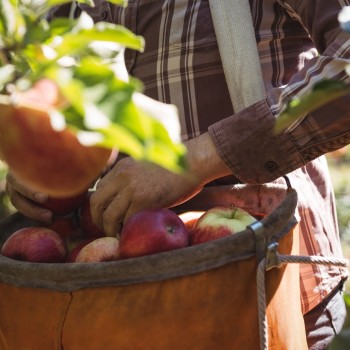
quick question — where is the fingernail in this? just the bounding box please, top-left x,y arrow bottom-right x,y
34,192 -> 48,203
39,211 -> 52,221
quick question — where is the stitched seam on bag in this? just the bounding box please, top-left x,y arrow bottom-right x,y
59,292 -> 73,350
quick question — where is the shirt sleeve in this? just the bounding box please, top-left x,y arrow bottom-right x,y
208,0 -> 350,184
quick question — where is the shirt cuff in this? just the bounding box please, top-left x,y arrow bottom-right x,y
208,99 -> 305,184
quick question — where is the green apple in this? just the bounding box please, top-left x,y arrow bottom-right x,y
190,206 -> 256,245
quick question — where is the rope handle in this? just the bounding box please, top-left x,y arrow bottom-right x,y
257,244 -> 349,350
266,241 -> 349,270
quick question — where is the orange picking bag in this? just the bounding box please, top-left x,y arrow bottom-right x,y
0,184 -> 307,350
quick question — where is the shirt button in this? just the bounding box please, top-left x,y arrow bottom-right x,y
101,11 -> 108,20
265,161 -> 278,173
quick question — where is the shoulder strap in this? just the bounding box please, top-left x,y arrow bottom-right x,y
208,0 -> 266,112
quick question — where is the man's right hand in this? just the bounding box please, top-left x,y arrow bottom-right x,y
5,171 -> 52,222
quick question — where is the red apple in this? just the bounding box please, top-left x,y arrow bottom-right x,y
75,237 -> 120,263
0,227 -> 67,263
79,192 -> 105,238
40,191 -> 88,217
0,80 -> 113,197
190,207 -> 257,245
119,208 -> 189,259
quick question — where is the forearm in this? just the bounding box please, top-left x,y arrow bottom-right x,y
183,132 -> 232,186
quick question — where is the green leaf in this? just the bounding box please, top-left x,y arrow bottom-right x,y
63,81 -> 186,172
112,94 -> 186,172
96,119 -> 187,173
46,17 -> 75,37
274,80 -> 350,134
83,124 -> 146,159
69,57 -> 137,117
22,17 -> 51,46
69,96 -> 187,172
53,21 -> 144,58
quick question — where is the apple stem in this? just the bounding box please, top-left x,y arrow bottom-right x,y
231,208 -> 238,219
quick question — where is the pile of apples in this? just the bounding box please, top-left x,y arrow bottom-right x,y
0,192 -> 258,263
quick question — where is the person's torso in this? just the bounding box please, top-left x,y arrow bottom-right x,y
78,0 -> 315,140
76,0 -> 348,313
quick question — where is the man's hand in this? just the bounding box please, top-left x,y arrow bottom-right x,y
5,172 -> 52,222
90,157 -> 204,236
90,132 -> 232,236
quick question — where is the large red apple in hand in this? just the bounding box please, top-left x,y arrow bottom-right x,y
1,227 -> 67,263
119,208 -> 189,259
0,79 -> 113,197
190,207 -> 257,245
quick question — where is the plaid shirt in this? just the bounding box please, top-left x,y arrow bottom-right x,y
51,0 -> 350,314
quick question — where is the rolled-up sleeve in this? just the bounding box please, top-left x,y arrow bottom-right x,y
209,0 -> 350,184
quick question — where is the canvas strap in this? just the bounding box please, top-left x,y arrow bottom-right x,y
208,0 -> 266,112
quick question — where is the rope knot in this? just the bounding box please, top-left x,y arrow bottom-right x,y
265,241 -> 281,271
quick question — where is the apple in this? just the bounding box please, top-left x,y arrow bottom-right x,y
74,237 -> 120,263
178,211 -> 206,231
0,79 -> 113,197
119,208 -> 190,259
40,191 -> 88,217
79,192 -> 106,238
0,227 -> 67,263
190,206 -> 257,245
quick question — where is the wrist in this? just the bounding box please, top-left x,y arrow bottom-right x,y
184,132 -> 232,186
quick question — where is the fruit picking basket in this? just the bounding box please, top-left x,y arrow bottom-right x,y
0,183 -> 308,350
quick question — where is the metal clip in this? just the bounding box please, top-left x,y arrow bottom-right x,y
265,242 -> 279,271
248,220 -> 266,263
